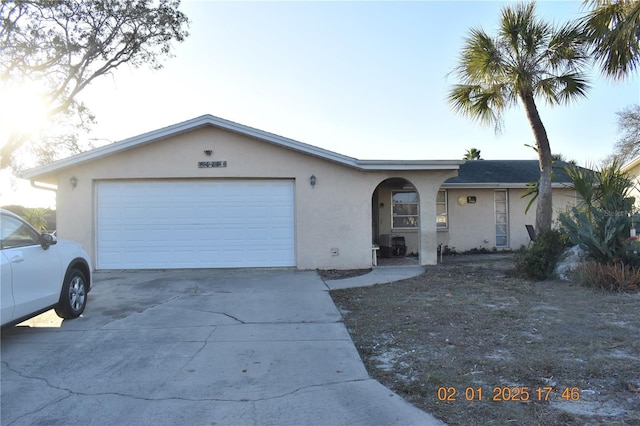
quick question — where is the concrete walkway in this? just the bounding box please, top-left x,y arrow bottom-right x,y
1,268 -> 442,426
324,265 -> 425,290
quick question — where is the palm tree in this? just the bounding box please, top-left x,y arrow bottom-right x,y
551,152 -> 577,166
23,208 -> 50,231
448,2 -> 590,233
463,148 -> 482,160
581,0 -> 640,80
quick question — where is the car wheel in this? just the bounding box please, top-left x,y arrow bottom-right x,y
54,268 -> 88,319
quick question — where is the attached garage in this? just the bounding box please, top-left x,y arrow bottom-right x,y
96,180 -> 295,269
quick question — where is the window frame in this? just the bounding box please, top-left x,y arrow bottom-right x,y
391,190 -> 419,230
436,190 -> 448,229
494,189 -> 509,248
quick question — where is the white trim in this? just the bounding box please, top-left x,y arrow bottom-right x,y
436,189 -> 448,229
441,182 -> 572,189
356,159 -> 465,170
21,114 -> 463,179
494,189 -> 509,248
391,190 -> 419,230
622,156 -> 640,172
93,179 -> 100,269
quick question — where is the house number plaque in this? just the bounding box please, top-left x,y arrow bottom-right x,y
198,161 -> 227,168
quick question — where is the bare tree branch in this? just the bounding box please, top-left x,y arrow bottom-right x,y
0,0 -> 190,169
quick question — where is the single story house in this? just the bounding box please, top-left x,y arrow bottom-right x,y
22,114 -> 577,270
22,114 -> 462,270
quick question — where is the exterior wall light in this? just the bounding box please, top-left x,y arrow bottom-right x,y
309,175 -> 316,188
70,176 -> 78,188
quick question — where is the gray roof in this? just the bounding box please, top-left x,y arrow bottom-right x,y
442,160 -> 575,188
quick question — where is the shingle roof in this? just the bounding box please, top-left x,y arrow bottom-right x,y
443,160 -> 575,187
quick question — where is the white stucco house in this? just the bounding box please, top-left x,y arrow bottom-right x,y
21,114 -> 578,270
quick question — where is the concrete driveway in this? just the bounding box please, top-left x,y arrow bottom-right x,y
1,269 -> 443,426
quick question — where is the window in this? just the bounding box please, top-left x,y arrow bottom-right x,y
392,191 -> 418,229
1,215 -> 41,249
436,190 -> 448,228
495,190 -> 509,247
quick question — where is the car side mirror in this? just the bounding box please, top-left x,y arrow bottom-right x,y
40,233 -> 58,250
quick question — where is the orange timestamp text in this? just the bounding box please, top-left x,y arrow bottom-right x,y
437,386 -> 581,402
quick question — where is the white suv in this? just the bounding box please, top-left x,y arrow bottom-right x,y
1,209 -> 92,327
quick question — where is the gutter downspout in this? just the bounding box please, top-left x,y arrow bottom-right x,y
30,180 -> 58,193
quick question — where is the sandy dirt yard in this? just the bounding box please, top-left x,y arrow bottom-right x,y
329,255 -> 640,425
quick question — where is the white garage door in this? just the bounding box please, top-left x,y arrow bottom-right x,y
96,180 -> 295,269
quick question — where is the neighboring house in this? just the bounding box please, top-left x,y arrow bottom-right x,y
21,115 -> 578,270
622,157 -> 640,209
437,160 -> 578,252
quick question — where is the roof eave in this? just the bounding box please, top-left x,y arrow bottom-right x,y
440,182 -> 573,189
21,114 -> 363,179
21,115 -> 464,179
355,159 -> 464,171
22,115 -> 213,179
622,156 -> 640,172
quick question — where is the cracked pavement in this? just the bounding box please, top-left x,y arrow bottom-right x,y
1,268 -> 443,425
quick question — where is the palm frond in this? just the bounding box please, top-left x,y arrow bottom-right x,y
448,84 -> 505,129
457,28 -> 505,85
535,77 -> 561,104
500,2 -> 552,61
536,73 -> 590,105
500,2 -> 537,54
546,21 -> 591,71
561,163 -> 599,209
555,73 -> 591,103
581,0 -> 640,79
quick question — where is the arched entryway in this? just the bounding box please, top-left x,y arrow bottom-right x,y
371,178 -> 421,266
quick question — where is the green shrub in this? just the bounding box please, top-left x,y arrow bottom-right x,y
558,161 -> 638,267
559,207 -> 638,266
514,230 -> 567,280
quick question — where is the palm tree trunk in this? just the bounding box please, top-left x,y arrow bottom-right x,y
521,93 -> 553,233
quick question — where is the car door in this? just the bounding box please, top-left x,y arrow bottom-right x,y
1,250 -> 15,325
0,214 -> 62,322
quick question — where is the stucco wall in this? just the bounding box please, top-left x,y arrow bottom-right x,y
48,126 -> 456,269
437,188 -> 497,251
437,187 -> 577,251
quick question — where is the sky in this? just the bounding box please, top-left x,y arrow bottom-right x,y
2,0 -> 639,208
